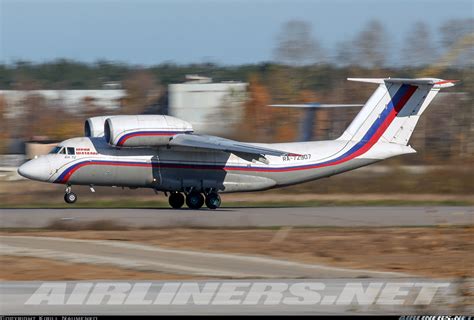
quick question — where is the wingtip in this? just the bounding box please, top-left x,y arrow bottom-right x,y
347,78 -> 385,84
433,79 -> 459,88
434,79 -> 459,84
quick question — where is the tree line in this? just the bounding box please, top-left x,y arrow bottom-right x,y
0,18 -> 472,164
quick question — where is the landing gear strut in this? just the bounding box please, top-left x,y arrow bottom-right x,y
205,193 -> 221,209
168,192 -> 185,209
186,191 -> 204,209
64,186 -> 77,204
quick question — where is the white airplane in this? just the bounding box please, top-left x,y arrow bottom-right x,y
18,78 -> 456,209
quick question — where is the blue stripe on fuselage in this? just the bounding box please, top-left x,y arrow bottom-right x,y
55,84 -> 412,182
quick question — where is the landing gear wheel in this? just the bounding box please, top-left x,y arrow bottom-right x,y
169,192 -> 185,209
64,192 -> 77,204
205,193 -> 221,209
186,192 -> 204,209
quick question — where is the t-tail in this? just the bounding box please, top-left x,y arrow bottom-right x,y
339,78 -> 457,148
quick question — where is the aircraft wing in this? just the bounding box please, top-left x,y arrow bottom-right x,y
168,134 -> 290,157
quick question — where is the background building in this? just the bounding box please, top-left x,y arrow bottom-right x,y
168,76 -> 248,136
0,89 -> 125,119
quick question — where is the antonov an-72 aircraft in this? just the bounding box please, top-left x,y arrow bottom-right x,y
18,78 -> 456,209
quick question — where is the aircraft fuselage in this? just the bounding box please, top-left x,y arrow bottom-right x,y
19,136 -> 413,193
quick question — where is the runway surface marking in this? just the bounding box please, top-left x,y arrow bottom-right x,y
0,206 -> 473,228
0,236 -> 409,278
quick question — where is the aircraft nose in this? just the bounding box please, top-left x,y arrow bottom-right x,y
18,157 -> 52,182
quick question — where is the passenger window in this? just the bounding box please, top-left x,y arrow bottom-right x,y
59,148 -> 66,154
67,147 -> 75,155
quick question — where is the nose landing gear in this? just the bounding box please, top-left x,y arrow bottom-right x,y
64,192 -> 77,204
64,186 -> 77,204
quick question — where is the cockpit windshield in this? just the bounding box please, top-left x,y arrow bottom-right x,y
49,146 -> 62,154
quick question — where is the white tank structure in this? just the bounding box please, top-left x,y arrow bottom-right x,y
168,76 -> 247,136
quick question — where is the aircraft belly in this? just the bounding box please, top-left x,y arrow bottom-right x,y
219,158 -> 377,191
157,158 -> 376,192
221,173 -> 276,192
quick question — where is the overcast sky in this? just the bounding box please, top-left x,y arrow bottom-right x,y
1,0 -> 472,65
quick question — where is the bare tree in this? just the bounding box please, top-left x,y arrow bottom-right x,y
122,70 -> 160,114
0,95 -> 7,153
401,22 -> 437,67
274,20 -> 325,66
354,20 -> 389,68
439,18 -> 474,67
335,40 -> 356,66
440,18 -> 474,49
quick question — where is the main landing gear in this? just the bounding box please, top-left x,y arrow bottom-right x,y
168,192 -> 185,209
186,191 -> 205,209
64,186 -> 77,204
205,192 -> 221,209
167,191 -> 221,210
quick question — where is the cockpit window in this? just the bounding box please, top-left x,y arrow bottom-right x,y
49,146 -> 74,155
49,146 -> 61,154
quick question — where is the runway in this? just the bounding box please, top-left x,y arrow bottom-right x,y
0,206 -> 472,228
0,236 -> 407,278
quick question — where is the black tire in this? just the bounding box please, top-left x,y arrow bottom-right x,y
64,192 -> 77,204
168,192 -> 185,209
205,193 -> 221,209
186,192 -> 204,209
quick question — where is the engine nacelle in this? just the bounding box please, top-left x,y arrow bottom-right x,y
105,115 -> 193,147
85,116 -> 115,137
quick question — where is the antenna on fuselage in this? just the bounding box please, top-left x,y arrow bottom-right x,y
269,103 -> 363,141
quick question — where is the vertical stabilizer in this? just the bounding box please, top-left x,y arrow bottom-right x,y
339,78 -> 456,146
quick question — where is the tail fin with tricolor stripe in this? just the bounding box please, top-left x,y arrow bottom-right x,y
338,78 -> 457,146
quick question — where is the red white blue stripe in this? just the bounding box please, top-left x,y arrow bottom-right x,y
55,84 -> 417,183
117,130 -> 192,146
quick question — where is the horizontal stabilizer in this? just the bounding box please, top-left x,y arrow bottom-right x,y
348,77 -> 458,88
270,104 -> 363,108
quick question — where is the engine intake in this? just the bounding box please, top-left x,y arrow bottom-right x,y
85,116 -> 114,137
104,115 -> 193,147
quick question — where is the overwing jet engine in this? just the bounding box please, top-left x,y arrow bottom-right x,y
104,115 -> 193,147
